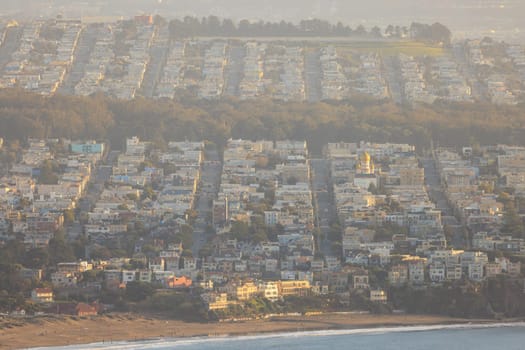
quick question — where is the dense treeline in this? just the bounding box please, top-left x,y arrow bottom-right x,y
166,16 -> 442,39
0,230 -> 81,311
1,89 -> 525,155
390,277 -> 525,318
168,16 -> 381,38
409,22 -> 452,46
166,16 -> 451,44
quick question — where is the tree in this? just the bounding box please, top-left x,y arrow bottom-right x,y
355,25 -> 367,36
198,244 -> 214,258
497,192 -> 513,205
141,185 -> 156,200
409,22 -> 451,46
370,26 -> 382,38
118,204 -> 130,211
221,19 -> 236,35
48,231 -> 75,265
252,230 -> 268,243
0,240 -> 25,265
4,86 -> 525,160
430,22 -> 451,46
177,224 -> 194,249
125,281 -> 155,302
501,202 -> 524,238
89,245 -> 112,260
82,269 -> 103,282
38,160 -> 59,184
229,221 -> 250,241
385,25 -> 394,37
24,248 -> 49,269
286,176 -> 298,185
63,209 -> 75,224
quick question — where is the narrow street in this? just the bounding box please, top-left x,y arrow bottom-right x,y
58,25 -> 98,95
421,157 -> 466,249
383,55 -> 404,104
304,49 -> 322,102
139,28 -> 169,98
224,44 -> 245,97
0,26 -> 22,70
191,149 -> 222,257
310,158 -> 336,257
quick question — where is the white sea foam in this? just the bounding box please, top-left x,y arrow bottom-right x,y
27,322 -> 525,349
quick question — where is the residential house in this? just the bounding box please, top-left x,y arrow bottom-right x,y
388,264 -> 408,286
353,274 -> 370,290
278,280 -> 311,297
31,288 -> 54,303
408,260 -> 425,284
370,289 -> 388,303
166,275 -> 192,288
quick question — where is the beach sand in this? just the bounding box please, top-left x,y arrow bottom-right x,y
0,313 -> 489,349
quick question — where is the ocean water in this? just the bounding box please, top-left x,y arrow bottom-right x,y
30,323 -> 525,350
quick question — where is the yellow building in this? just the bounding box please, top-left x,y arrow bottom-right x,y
260,281 -> 280,302
202,293 -> 232,310
235,281 -> 259,301
357,152 -> 374,175
278,280 -> 311,297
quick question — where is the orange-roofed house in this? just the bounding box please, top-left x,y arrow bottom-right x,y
75,302 -> 98,316
54,302 -> 99,316
166,275 -> 192,288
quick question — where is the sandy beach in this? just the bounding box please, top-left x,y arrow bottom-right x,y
0,313 -> 496,349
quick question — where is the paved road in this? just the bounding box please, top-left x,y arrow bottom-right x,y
140,37 -> 169,98
0,26 -> 22,70
452,42 -> 487,102
191,150 -> 222,256
383,55 -> 404,104
79,150 -> 118,213
304,49 -> 322,102
58,25 -> 98,95
421,157 -> 466,249
310,158 -> 336,257
224,44 -> 245,96
74,149 -> 117,241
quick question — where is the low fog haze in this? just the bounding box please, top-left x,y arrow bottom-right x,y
2,0 -> 525,41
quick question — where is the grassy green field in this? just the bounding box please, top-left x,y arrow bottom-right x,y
336,41 -> 444,57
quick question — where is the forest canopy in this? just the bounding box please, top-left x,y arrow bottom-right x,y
0,88 -> 524,154
167,16 -> 400,39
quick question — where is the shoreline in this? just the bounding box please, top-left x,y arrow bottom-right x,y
0,313 -> 522,349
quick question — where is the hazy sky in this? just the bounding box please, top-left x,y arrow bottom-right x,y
2,0 -> 525,40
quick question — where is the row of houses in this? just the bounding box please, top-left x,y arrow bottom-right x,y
265,45 -> 306,101
84,137 -> 203,244
320,46 -> 348,100
74,21 -> 154,99
389,252 -> 520,285
1,20 -> 81,95
155,40 -> 185,98
239,42 -> 266,99
428,55 -> 472,102
464,39 -> 520,105
198,42 -> 227,99
354,53 -> 389,99
0,139 -> 102,248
